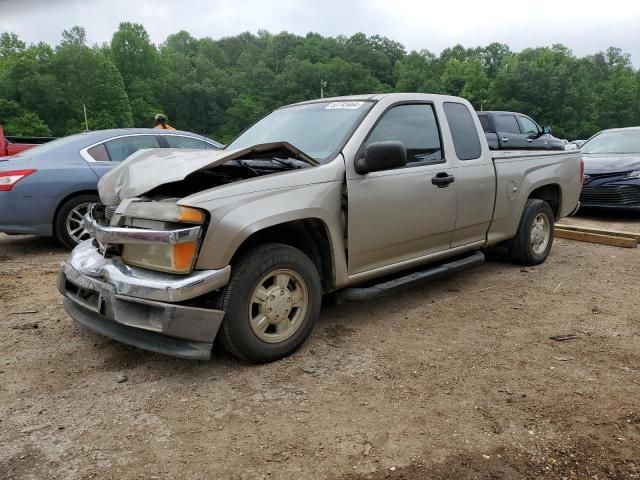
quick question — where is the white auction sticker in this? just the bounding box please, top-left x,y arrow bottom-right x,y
325,101 -> 364,110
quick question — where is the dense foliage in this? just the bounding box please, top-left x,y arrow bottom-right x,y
1,25 -> 639,142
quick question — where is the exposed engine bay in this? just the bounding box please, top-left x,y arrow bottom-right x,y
97,142 -> 318,206
146,156 -> 310,199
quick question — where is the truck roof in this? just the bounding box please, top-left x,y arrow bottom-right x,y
476,111 -> 525,116
287,92 -> 472,108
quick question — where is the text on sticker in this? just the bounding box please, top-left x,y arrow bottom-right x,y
325,102 -> 364,110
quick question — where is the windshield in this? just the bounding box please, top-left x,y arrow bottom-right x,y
581,130 -> 640,154
225,101 -> 374,162
14,133 -> 84,157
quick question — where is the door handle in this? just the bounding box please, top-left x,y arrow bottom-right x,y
527,138 -> 533,143
431,172 -> 455,188
501,137 -> 509,142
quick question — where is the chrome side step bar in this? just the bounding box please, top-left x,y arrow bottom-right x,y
339,251 -> 485,302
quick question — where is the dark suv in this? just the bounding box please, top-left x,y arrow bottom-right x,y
477,111 -> 565,150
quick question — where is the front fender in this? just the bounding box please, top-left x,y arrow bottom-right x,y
184,181 -> 347,283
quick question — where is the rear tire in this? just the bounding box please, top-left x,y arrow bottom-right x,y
508,199 -> 554,266
54,194 -> 99,249
214,243 -> 322,363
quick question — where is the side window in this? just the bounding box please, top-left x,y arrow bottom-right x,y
164,135 -> 208,149
366,104 -> 443,165
478,115 -> 490,132
443,102 -> 482,161
494,115 -> 521,134
518,116 -> 540,136
105,135 -> 161,162
87,143 -> 109,161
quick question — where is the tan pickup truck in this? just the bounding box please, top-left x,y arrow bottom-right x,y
58,93 -> 583,362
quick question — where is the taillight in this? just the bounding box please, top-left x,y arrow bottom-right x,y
0,169 -> 37,191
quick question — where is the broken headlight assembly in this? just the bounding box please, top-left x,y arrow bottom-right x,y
118,203 -> 207,275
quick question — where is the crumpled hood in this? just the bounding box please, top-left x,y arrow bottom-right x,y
582,153 -> 640,174
97,142 -> 317,205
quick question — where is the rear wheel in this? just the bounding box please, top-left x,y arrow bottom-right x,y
54,194 -> 99,249
508,199 -> 554,266
214,243 -> 322,363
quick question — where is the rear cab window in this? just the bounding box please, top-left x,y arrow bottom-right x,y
494,115 -> 521,134
365,104 -> 443,166
478,115 -> 491,132
443,102 -> 482,161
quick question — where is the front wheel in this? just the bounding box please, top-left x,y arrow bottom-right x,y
214,243 -> 322,363
508,199 -> 554,266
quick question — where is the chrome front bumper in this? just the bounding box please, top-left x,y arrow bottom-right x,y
58,240 -> 230,360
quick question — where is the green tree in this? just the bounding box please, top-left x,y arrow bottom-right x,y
5,112 -> 52,136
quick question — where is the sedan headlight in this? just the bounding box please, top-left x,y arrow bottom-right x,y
624,170 -> 640,179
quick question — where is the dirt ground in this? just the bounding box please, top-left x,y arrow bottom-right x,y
1,210 -> 639,480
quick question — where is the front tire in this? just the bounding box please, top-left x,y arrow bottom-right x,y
508,199 -> 554,266
54,194 -> 99,249
214,243 -> 322,363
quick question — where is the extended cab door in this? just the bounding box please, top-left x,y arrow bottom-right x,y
443,102 -> 496,247
346,103 -> 457,274
494,114 -> 527,149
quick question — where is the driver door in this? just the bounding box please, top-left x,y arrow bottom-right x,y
346,103 -> 457,275
517,115 -> 550,149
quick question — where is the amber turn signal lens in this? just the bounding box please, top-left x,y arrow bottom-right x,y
178,207 -> 205,223
172,241 -> 198,272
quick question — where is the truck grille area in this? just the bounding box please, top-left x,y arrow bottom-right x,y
580,185 -> 640,206
105,206 -> 117,224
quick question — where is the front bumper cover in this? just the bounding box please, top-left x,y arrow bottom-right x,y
59,240 -> 230,360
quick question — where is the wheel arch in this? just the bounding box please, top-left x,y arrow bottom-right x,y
527,183 -> 562,220
228,218 -> 336,293
52,190 -> 99,236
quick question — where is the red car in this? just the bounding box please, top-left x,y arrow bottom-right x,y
0,125 -> 55,157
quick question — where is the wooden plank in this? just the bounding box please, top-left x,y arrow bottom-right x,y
556,223 -> 640,241
554,228 -> 637,248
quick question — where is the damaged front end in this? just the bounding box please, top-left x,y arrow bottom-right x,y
58,201 -> 230,360
58,142 -> 318,359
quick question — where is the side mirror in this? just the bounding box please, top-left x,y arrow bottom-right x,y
542,125 -> 552,135
355,141 -> 407,175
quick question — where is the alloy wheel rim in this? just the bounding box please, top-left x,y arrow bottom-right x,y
65,203 -> 93,244
530,213 -> 550,255
248,268 -> 308,343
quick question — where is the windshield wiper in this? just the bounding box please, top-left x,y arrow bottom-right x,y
271,157 -> 304,169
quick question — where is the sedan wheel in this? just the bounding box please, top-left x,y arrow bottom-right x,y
65,203 -> 93,245
54,194 -> 100,249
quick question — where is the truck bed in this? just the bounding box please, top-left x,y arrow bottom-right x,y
487,149 -> 582,245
